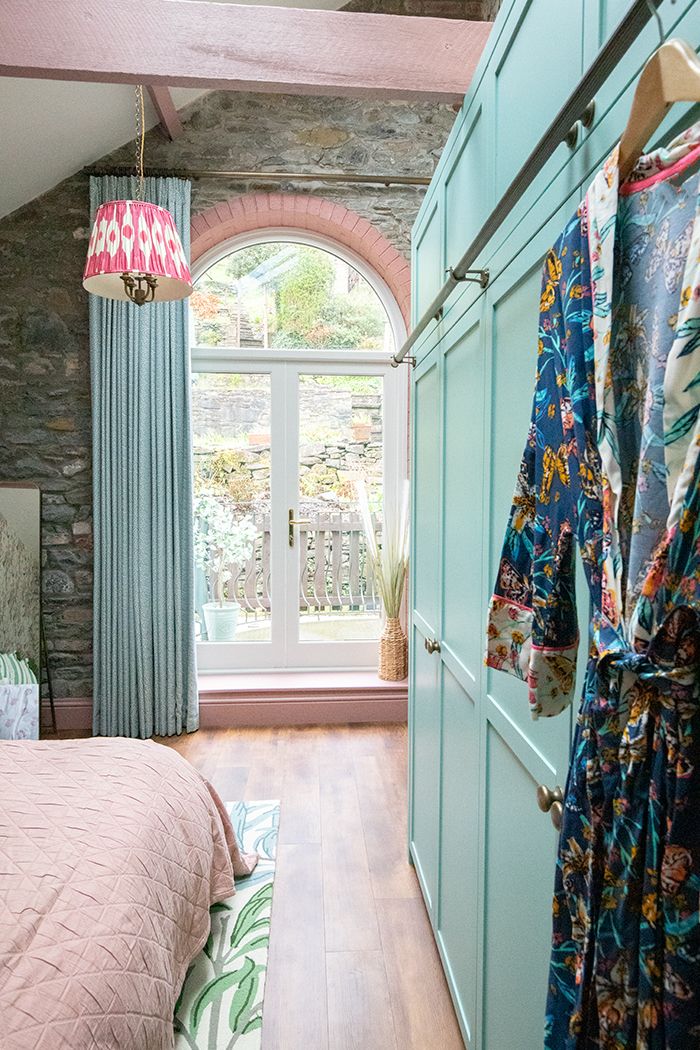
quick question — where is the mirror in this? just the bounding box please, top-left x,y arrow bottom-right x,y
0,484 -> 41,738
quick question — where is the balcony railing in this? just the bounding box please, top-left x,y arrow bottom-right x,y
200,511 -> 380,622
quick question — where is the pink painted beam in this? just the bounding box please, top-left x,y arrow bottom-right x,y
0,1 -> 492,102
147,85 -> 184,140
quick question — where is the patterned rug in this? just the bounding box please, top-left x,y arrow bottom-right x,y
174,801 -> 279,1050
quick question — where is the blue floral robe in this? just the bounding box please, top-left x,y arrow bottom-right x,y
486,124 -> 700,1048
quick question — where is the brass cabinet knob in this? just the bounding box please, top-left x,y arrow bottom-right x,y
536,784 -> 563,813
424,637 -> 441,655
550,801 -> 563,831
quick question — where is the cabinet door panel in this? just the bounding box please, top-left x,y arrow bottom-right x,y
410,624 -> 441,915
582,1 -> 700,185
442,315 -> 484,682
481,726 -> 558,1050
445,106 -> 489,272
438,665 -> 480,1046
591,0 -> 695,49
413,354 -> 441,634
410,348 -> 442,918
494,0 -> 584,198
486,260 -> 572,774
481,240 -> 574,1050
413,198 -> 444,327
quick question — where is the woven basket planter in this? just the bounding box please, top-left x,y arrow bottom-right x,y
378,616 -> 408,681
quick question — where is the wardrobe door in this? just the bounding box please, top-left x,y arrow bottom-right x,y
438,662 -> 480,1045
436,308 -> 484,1046
480,243 -> 573,1050
409,346 -> 443,915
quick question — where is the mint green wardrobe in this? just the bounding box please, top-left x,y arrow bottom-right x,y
408,3 -> 700,1048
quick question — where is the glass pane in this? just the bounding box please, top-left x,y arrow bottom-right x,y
297,374 -> 383,642
191,242 -> 394,353
192,372 -> 272,643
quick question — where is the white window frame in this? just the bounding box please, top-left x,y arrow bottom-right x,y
190,228 -> 409,673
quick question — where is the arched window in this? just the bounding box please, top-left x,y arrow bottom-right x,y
190,232 -> 407,673
191,238 -> 397,354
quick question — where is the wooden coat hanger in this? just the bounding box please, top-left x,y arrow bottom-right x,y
619,38 -> 700,182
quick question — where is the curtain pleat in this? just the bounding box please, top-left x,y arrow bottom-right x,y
89,176 -> 198,738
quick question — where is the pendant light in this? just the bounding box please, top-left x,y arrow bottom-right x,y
83,86 -> 192,306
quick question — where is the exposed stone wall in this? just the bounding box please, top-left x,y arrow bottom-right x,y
342,0 -> 501,18
0,89 -> 455,700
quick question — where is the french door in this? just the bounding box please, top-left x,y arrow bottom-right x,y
192,349 -> 407,671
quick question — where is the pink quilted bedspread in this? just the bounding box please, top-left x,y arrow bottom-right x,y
0,738 -> 257,1050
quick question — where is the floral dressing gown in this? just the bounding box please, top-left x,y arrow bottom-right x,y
486,124 -> 700,1049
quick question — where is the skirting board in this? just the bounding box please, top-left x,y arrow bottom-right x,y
42,690 -> 408,733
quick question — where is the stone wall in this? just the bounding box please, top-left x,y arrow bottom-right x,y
342,0 -> 501,18
0,88 -> 457,700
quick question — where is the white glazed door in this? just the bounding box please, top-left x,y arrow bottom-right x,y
193,350 -> 407,671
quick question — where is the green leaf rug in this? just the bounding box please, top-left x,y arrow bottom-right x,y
175,800 -> 279,1050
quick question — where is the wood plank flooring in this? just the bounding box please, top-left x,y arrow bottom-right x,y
161,724 -> 465,1050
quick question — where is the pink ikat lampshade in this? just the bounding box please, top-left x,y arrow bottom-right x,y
83,198 -> 192,306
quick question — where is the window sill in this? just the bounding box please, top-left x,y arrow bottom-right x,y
197,669 -> 407,726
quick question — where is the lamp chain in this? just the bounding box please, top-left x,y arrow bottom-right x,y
134,84 -> 146,202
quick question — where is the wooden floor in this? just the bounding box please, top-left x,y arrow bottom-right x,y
161,724 -> 465,1050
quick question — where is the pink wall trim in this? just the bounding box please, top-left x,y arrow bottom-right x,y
190,192 -> 411,326
43,689 -> 408,733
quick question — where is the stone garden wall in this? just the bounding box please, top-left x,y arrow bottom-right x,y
343,0 -> 501,17
193,385 -> 382,510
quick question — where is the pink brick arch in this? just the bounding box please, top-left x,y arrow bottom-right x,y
190,192 -> 411,325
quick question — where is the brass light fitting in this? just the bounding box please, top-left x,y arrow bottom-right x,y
120,272 -> 159,306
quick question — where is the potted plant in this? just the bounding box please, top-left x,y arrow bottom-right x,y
194,495 -> 258,642
357,479 -> 410,681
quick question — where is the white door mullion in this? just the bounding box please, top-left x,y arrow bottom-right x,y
282,365 -> 302,667
269,362 -> 288,665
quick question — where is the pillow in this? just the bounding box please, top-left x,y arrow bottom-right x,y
0,652 -> 38,685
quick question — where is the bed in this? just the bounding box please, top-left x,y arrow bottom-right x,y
0,737 -> 257,1049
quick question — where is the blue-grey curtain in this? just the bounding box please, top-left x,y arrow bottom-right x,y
89,176 -> 198,737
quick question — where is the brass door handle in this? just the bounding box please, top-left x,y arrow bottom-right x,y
288,509 -> 311,547
424,637 -> 441,655
537,784 -> 564,831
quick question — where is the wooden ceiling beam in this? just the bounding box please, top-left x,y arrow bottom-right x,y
0,1 -> 492,103
147,85 -> 184,140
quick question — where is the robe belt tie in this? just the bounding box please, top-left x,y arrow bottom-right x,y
597,648 -> 698,693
